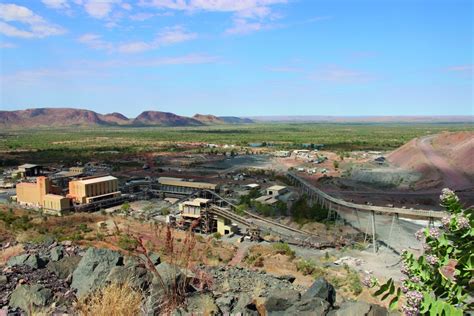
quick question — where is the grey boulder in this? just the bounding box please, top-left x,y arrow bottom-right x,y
9,284 -> 53,312
302,277 -> 336,307
71,248 -> 123,298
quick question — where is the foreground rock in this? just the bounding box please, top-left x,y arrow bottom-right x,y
302,277 -> 337,307
9,284 -> 52,312
1,242 -> 391,316
71,247 -> 123,298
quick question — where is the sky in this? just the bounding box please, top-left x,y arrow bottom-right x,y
0,0 -> 472,117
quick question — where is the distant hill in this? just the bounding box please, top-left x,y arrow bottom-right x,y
0,108 -> 106,128
100,112 -> 130,125
193,114 -> 225,124
193,114 -> 254,124
133,111 -> 203,127
219,116 -> 254,124
0,108 -> 258,128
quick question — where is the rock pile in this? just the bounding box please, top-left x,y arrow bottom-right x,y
0,242 -> 392,315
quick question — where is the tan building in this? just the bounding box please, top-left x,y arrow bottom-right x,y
69,166 -> 85,174
179,198 -> 211,218
217,216 -> 237,235
158,177 -> 217,194
16,176 -> 70,212
43,194 -> 71,212
68,175 -> 120,204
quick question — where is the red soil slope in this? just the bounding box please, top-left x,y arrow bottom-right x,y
388,132 -> 473,190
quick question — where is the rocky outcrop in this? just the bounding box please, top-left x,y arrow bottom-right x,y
1,242 -> 390,316
8,284 -> 53,312
46,255 -> 81,279
329,301 -> 390,316
7,253 -> 47,270
302,277 -> 337,306
71,247 -> 123,298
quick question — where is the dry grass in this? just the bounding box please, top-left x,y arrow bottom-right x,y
0,244 -> 24,266
76,282 -> 142,316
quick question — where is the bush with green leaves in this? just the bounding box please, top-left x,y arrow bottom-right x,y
272,242 -> 295,259
369,189 -> 473,315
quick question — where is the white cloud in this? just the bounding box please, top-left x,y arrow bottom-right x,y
0,41 -> 16,48
1,54 -> 219,84
156,25 -> 197,45
117,41 -> 151,53
446,65 -> 472,73
142,0 -> 287,35
0,3 -> 66,38
225,19 -> 263,35
83,0 -> 119,18
78,25 -> 197,53
78,33 -> 113,50
141,0 -> 286,13
445,65 -> 473,79
121,2 -> 132,10
42,0 -> 69,9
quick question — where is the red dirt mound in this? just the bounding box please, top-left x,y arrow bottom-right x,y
387,132 -> 473,189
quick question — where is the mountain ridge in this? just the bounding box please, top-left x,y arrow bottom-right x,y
0,108 -> 255,128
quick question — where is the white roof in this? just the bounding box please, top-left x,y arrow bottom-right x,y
76,175 -> 117,185
245,183 -> 260,188
267,185 -> 287,191
182,198 -> 211,207
18,164 -> 38,169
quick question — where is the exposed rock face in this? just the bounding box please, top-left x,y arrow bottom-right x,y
7,253 -> 47,270
329,301 -> 390,316
71,248 -> 123,298
260,288 -> 301,314
46,255 -> 81,279
107,257 -> 153,290
8,284 -> 53,312
302,277 -> 337,307
1,243 -> 390,316
50,246 -> 64,262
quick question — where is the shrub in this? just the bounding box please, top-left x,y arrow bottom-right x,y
213,232 -> 222,240
371,189 -> 473,315
118,234 -> 139,251
245,253 -> 264,267
272,242 -> 295,259
291,195 -> 329,224
78,223 -> 92,233
76,282 -> 142,316
296,259 -> 316,275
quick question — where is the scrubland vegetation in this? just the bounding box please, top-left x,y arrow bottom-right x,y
1,123 -> 473,166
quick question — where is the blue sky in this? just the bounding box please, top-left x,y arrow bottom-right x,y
0,0 -> 472,117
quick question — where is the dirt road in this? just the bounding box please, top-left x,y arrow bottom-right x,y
418,136 -> 472,190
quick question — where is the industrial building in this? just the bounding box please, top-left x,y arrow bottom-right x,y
15,176 -> 70,212
176,198 -> 237,235
179,198 -> 211,218
13,164 -> 43,178
158,177 -> 218,194
68,175 -> 120,204
266,185 -> 288,196
255,185 -> 289,205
